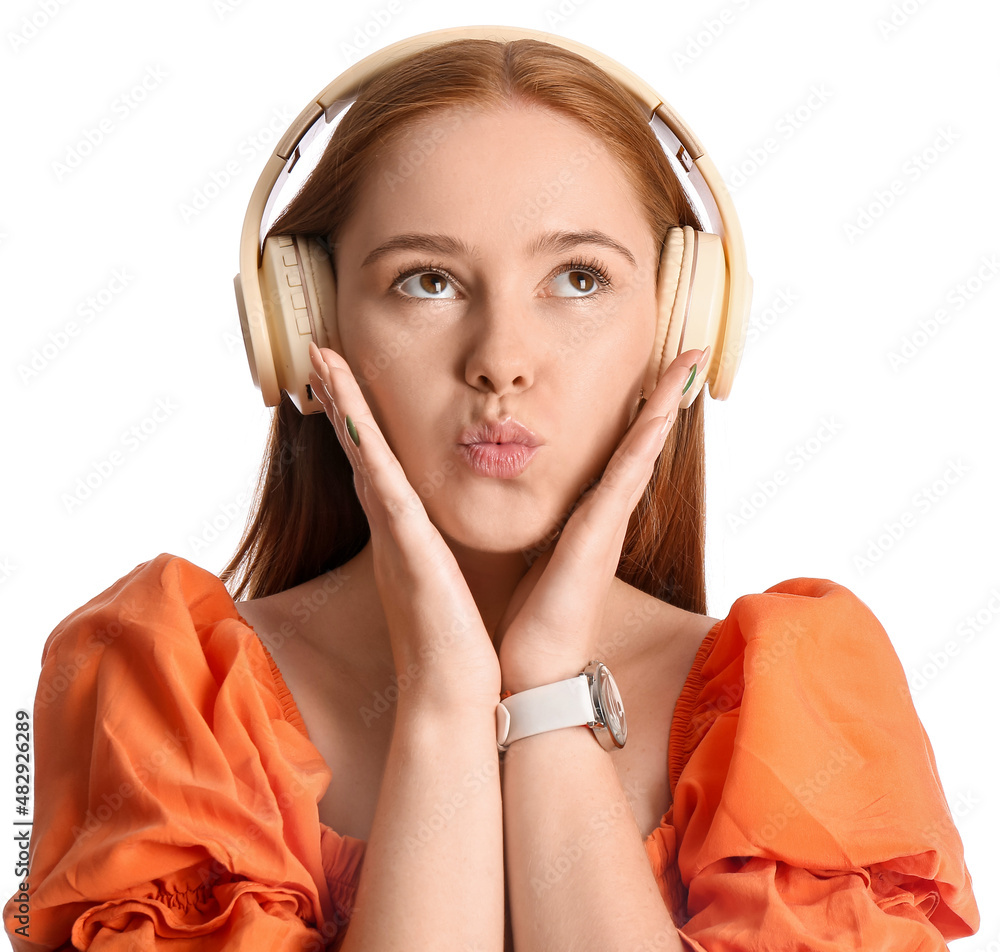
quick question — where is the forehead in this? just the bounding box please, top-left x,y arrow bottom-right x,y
343,103 -> 653,260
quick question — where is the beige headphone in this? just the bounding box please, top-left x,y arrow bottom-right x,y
234,25 -> 753,415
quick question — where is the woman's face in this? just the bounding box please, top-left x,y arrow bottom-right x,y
333,102 -> 660,555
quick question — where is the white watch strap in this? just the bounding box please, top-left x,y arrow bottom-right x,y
496,674 -> 594,750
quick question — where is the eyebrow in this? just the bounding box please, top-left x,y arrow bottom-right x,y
359,229 -> 637,269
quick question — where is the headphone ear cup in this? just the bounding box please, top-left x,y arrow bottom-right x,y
298,236 -> 340,355
646,226 -> 690,398
257,234 -> 340,414
647,225 -> 727,409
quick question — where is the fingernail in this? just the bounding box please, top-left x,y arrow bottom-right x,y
681,364 -> 698,395
700,344 -> 712,365
346,414 -> 360,447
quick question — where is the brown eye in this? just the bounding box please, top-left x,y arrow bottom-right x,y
550,264 -> 609,298
420,273 -> 447,294
396,270 -> 457,299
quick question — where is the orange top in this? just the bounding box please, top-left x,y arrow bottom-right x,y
3,554 -> 979,951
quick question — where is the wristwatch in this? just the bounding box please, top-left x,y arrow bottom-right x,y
496,660 -> 627,753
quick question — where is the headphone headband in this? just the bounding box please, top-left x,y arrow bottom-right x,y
235,24 -> 752,408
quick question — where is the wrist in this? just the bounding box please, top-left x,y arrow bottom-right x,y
500,657 -> 593,696
395,683 -> 498,722
497,660 -> 628,753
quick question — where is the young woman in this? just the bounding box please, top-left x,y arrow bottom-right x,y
3,28 -> 979,952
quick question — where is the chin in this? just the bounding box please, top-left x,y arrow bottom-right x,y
430,504 -> 564,562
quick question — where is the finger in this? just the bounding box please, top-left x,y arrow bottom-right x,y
308,368 -> 380,520
308,342 -> 438,547
608,343 -> 710,496
642,344 -> 711,427
556,345 -> 711,573
306,350 -> 394,536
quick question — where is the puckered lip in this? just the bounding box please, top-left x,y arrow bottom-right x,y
458,417 -> 541,447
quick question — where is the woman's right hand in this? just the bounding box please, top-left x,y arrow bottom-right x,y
307,341 -> 501,712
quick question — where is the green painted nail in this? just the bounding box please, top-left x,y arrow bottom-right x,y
681,364 -> 698,395
346,415 -> 360,447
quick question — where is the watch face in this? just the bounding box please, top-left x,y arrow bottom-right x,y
595,664 -> 627,748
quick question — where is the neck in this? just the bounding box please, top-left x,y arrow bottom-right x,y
440,535 -> 539,649
349,534 -> 533,652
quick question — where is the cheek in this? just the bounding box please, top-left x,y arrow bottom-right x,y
354,357 -> 453,472
342,321 -> 417,397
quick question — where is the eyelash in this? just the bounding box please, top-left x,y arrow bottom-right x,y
388,256 -> 614,298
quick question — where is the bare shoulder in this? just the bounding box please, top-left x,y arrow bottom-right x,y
603,581 -> 724,730
233,573 -> 396,842
232,577 -> 347,699
605,579 -> 722,681
602,581 -> 723,834
232,564 -> 395,723
233,565 -> 357,664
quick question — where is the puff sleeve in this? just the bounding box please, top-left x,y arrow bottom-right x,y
668,578 -> 979,951
2,554 -> 341,951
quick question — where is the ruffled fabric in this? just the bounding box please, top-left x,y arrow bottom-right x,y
2,554 -> 354,951
2,556 -> 979,951
248,633 -> 368,936
653,577 -> 980,949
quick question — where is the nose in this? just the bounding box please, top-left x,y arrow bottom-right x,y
462,291 -> 535,396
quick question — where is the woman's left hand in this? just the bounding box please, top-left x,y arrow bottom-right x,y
496,345 -> 710,695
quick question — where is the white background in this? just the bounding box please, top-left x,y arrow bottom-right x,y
2,0 -> 997,946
